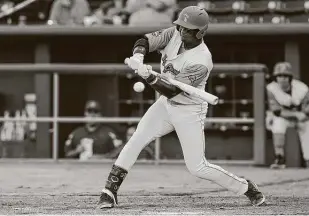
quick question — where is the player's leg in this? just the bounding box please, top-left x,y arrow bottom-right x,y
270,116 -> 290,169
115,98 -> 174,170
97,97 -> 174,208
169,103 -> 265,206
297,120 -> 309,167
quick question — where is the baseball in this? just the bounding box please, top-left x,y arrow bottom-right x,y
133,82 -> 145,92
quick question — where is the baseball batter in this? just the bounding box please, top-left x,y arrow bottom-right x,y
97,6 -> 265,209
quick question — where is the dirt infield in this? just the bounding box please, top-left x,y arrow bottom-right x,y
1,160 -> 309,215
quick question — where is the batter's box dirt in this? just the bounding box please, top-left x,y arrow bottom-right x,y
1,162 -> 309,215
1,194 -> 309,215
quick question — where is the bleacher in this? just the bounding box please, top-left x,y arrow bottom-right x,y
198,0 -> 309,24
0,0 -> 308,25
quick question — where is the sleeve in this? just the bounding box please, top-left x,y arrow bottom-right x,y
64,130 -> 80,154
145,26 -> 176,52
106,132 -> 117,151
301,91 -> 309,115
266,89 -> 281,111
76,0 -> 91,24
48,0 -> 61,22
175,64 -> 209,87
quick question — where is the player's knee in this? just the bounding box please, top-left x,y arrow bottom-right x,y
298,120 -> 309,131
272,127 -> 286,134
187,166 -> 199,177
272,117 -> 288,134
185,159 -> 212,178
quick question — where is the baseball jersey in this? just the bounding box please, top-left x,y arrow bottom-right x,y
267,79 -> 309,114
145,26 -> 213,104
64,124 -> 116,159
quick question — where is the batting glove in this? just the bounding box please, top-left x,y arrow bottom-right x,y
136,64 -> 152,79
124,53 -> 144,70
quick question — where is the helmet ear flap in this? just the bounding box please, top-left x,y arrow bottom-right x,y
196,30 -> 204,39
196,25 -> 208,39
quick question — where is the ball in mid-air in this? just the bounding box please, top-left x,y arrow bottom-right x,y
133,82 -> 145,92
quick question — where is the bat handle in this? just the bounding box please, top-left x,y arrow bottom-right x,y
212,97 -> 219,105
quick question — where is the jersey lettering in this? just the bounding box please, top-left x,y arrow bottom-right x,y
162,54 -> 167,67
163,63 -> 180,76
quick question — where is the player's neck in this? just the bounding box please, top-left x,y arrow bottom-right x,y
86,124 -> 99,132
280,84 -> 291,93
183,39 -> 202,50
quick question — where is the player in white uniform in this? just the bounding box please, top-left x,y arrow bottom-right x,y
97,6 -> 265,209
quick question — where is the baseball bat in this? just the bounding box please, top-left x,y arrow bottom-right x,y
124,58 -> 219,105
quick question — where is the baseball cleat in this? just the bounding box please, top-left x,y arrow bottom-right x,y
270,155 -> 286,169
270,163 -> 286,169
244,180 -> 266,206
97,189 -> 117,209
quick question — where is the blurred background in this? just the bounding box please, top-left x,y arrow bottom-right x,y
0,0 -> 308,167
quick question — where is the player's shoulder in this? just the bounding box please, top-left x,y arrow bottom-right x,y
65,126 -> 86,144
70,126 -> 87,137
292,79 -> 309,91
148,26 -> 177,38
266,81 -> 276,88
96,124 -> 119,140
186,43 -> 213,68
97,124 -> 116,134
192,42 -> 211,58
266,81 -> 281,93
292,79 -> 308,87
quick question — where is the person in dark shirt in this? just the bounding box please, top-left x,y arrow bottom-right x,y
104,124 -> 154,159
64,100 -> 122,160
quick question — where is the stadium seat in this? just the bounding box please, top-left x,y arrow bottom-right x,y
2,0 -> 309,25
198,0 -> 234,14
210,14 -> 249,24
246,14 -> 265,23
276,0 -> 306,14
286,14 -> 309,23
178,0 -> 198,9
241,0 -> 279,14
260,13 -> 287,23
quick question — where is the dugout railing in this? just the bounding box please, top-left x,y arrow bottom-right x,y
0,63 -> 267,165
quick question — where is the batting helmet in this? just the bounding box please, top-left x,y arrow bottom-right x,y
273,62 -> 293,77
173,6 -> 209,39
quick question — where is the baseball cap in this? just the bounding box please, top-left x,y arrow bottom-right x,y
85,100 -> 101,112
273,62 -> 293,77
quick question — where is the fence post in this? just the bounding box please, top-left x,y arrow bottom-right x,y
52,73 -> 59,161
34,44 -> 51,158
253,72 -> 266,165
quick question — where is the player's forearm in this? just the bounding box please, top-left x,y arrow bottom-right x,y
132,37 -> 149,56
65,146 -> 84,158
275,109 -> 297,118
145,74 -> 182,98
65,150 -> 80,158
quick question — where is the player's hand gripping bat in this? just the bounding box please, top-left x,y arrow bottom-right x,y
124,58 -> 219,105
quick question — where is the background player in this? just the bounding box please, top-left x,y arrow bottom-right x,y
97,6 -> 265,209
266,62 -> 309,169
64,100 -> 122,160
